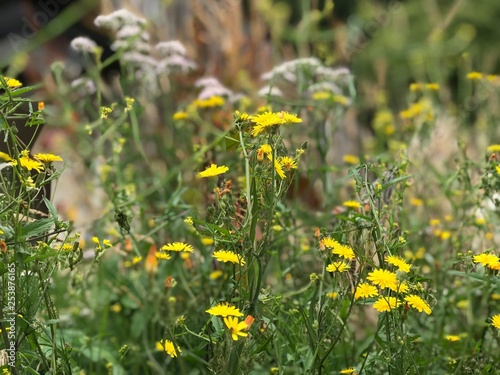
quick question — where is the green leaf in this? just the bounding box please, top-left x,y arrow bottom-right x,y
130,310 -> 148,339
43,197 -> 59,222
22,218 -> 54,239
224,130 -> 240,151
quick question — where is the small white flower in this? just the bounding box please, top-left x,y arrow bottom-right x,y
70,36 -> 98,53
258,85 -> 283,97
156,41 -> 187,57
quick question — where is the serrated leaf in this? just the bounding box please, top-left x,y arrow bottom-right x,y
22,218 -> 54,239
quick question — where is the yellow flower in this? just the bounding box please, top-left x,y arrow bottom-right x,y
12,156 -> 44,172
59,243 -> 74,252
274,159 -> 286,179
340,368 -> 357,374
213,250 -> 246,266
250,111 -> 302,136
223,316 -> 249,341
332,243 -> 355,260
206,302 -> 243,317
156,339 -> 181,358
343,200 -> 361,209
367,269 -> 397,290
193,95 -> 225,108
496,165 -> 500,175
34,153 -> 63,163
405,294 -> 432,314
409,83 -> 423,92
343,154 -> 360,165
0,151 -> 12,161
101,106 -> 113,119
110,303 -> 122,313
234,110 -> 250,121
209,270 -> 223,280
326,292 -> 338,299
333,95 -> 349,106
388,281 -> 410,294
372,296 -> 400,312
326,261 -> 350,273
354,283 -> 379,300
198,164 -> 229,178
429,219 -> 440,226
38,101 -> 45,111
491,314 -> 500,330
486,144 -> 500,153
156,252 -> 171,260
322,237 -> 339,249
2,77 -> 22,88
124,97 -> 134,112
385,255 -> 411,273
425,83 -> 440,91
473,253 -> 499,268
445,335 -> 460,342
410,197 -> 424,206
201,237 -> 214,246
312,91 -> 331,100
279,156 -> 298,171
161,242 -> 194,253
173,111 -> 189,120
466,71 -> 483,80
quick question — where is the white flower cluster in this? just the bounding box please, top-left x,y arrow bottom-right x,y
70,36 -> 98,54
194,77 -> 242,103
94,9 -> 146,30
156,41 -> 197,74
260,57 -> 353,98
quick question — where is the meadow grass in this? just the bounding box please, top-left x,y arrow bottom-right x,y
1,4 -> 500,375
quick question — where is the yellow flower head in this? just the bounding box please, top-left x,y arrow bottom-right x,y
198,164 -> 229,178
326,261 -> 350,273
486,144 -> 500,153
156,252 -> 171,260
2,77 -> 22,88
279,156 -> 298,171
250,111 -> 302,136
491,314 -> 500,330
173,111 -> 189,120
367,269 -> 397,290
34,153 -> 63,163
213,250 -> 246,266
405,294 -> 432,314
445,335 -> 460,342
161,242 -> 194,253
385,255 -> 411,273
354,283 -> 379,300
466,71 -> 483,80
340,368 -> 357,375
332,243 -> 355,260
343,154 -> 360,165
473,253 -> 499,268
206,302 -> 243,317
274,159 -> 286,179
14,156 -> 44,173
223,316 -> 249,341
193,95 -> 225,108
156,339 -> 181,358
342,200 -> 361,209
373,296 -> 400,312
